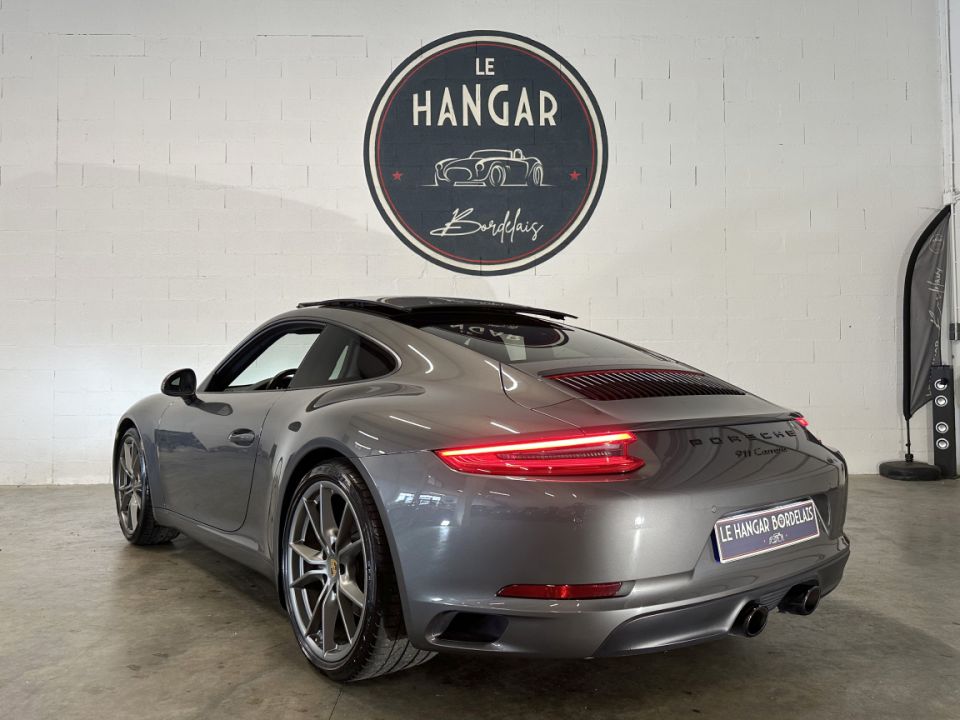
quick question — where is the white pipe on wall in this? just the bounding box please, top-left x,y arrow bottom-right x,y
943,0 -> 960,338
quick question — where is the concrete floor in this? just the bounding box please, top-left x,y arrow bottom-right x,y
0,476 -> 958,720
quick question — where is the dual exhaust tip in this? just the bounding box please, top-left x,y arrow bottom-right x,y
732,583 -> 821,638
732,603 -> 770,638
780,583 -> 821,617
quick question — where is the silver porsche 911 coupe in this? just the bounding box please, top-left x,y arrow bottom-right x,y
113,296 -> 850,681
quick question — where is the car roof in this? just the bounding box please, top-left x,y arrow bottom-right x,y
296,296 -> 576,320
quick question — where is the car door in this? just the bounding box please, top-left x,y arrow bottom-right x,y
156,325 -> 324,532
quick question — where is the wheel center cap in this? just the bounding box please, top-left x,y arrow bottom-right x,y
328,558 -> 338,578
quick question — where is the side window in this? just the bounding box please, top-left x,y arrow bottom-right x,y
207,324 -> 395,393
288,325 -> 395,389
219,330 -> 323,391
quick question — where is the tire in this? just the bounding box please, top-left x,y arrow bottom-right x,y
281,460 -> 435,682
487,164 -> 506,187
114,427 -> 180,546
531,164 -> 543,186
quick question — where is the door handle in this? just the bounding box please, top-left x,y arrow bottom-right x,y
228,429 -> 257,447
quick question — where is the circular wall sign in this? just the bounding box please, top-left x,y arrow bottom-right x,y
364,31 -> 607,275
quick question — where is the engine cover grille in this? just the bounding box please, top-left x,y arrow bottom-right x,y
545,369 -> 745,401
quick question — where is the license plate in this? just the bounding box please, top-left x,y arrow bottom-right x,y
714,499 -> 820,563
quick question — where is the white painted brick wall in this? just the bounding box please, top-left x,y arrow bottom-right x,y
0,0 -> 947,482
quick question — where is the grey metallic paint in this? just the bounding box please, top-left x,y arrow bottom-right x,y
115,304 -> 849,658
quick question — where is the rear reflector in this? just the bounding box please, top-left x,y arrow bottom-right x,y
435,432 -> 644,477
497,582 -> 623,600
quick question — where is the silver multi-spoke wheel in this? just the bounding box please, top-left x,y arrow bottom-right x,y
117,434 -> 145,534
283,461 -> 433,681
113,427 -> 178,545
286,479 -> 367,664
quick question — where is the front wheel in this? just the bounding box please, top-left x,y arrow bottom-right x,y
282,460 -> 434,681
486,164 -> 506,187
114,427 -> 179,545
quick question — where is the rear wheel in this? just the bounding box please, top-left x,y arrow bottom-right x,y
114,427 -> 179,545
282,460 -> 434,681
530,164 -> 543,186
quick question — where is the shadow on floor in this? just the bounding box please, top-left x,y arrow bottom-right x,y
161,532 -> 958,720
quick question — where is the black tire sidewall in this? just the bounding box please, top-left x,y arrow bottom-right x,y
282,462 -> 384,680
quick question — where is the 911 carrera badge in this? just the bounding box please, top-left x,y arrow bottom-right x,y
364,31 -> 607,275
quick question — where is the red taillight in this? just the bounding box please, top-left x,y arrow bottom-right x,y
794,416 -> 809,428
435,432 -> 644,477
497,582 -> 623,600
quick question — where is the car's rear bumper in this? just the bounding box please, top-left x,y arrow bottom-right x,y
358,441 -> 849,658
411,540 -> 849,658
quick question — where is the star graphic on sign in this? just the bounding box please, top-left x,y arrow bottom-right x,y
569,170 -> 581,181
391,170 -> 403,181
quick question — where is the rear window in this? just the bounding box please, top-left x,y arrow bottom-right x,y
418,320 -> 665,365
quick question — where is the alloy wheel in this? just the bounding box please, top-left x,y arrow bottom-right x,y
116,435 -> 145,534
286,480 -> 368,663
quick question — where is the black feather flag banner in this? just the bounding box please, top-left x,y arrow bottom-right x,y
903,206 -> 951,420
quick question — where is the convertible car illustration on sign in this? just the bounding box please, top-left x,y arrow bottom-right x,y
113,297 -> 850,681
433,148 -> 545,187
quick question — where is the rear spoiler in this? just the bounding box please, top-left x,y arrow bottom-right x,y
297,297 -> 576,321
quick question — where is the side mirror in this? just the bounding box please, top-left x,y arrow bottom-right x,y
161,368 -> 197,401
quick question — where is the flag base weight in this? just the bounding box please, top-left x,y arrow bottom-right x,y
878,459 -> 941,481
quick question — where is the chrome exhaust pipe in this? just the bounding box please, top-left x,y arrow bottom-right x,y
779,584 -> 821,616
732,602 -> 769,637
